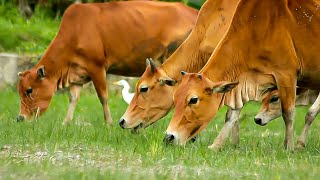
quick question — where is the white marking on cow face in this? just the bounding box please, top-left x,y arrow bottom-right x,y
255,91 -> 282,126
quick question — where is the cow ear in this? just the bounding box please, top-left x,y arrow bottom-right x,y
159,76 -> 177,86
146,58 -> 157,73
37,66 -> 45,78
212,81 -> 239,93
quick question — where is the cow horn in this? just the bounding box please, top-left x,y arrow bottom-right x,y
197,74 -> 202,80
181,71 -> 187,76
146,58 -> 157,73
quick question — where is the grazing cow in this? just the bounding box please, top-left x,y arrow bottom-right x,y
164,0 -> 320,150
16,1 -> 198,124
119,0 -> 240,134
255,89 -> 320,147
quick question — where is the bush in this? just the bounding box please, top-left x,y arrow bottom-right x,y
0,3 -> 60,54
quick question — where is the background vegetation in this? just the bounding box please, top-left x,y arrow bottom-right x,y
0,0 -> 205,54
0,3 -> 60,54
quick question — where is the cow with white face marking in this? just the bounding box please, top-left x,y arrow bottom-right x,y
119,0 -> 240,136
164,0 -> 320,151
255,89 -> 320,147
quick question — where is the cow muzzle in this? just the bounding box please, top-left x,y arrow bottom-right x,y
163,133 -> 175,144
16,114 -> 25,122
119,118 -> 126,129
254,117 -> 267,126
119,118 -> 144,131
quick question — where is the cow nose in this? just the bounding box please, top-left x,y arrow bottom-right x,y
163,133 -> 175,144
16,115 -> 25,122
119,118 -> 126,129
254,117 -> 262,125
191,136 -> 197,143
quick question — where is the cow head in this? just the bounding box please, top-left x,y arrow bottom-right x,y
17,66 -> 55,121
119,58 -> 177,130
164,72 -> 238,145
254,90 -> 282,126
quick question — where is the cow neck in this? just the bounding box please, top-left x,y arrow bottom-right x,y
160,0 -> 240,84
35,37 -> 71,91
202,53 -> 276,109
160,43 -> 211,84
200,44 -> 245,109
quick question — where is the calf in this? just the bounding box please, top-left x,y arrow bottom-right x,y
255,89 -> 320,147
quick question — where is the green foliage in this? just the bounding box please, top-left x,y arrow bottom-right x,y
1,87 -> 320,178
0,4 -> 60,54
0,0 -> 204,54
186,0 -> 205,10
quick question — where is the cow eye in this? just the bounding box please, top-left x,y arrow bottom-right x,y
270,96 -> 279,103
188,96 -> 198,105
140,86 -> 148,93
26,88 -> 33,95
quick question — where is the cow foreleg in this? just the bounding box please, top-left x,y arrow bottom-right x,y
231,113 -> 240,146
297,93 -> 320,148
63,84 -> 82,125
208,108 -> 241,151
91,69 -> 113,125
277,76 -> 296,151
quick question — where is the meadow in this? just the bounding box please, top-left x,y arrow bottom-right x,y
1,2 -> 320,179
0,86 -> 320,179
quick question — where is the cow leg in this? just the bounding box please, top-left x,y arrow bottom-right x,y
276,76 -> 296,151
91,69 -> 113,125
226,107 -> 240,146
63,84 -> 82,125
231,113 -> 240,146
297,93 -> 320,148
208,108 -> 241,151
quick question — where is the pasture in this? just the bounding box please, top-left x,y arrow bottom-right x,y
1,87 -> 320,179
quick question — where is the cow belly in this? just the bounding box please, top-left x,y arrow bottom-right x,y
107,64 -> 145,77
69,65 -> 91,85
298,72 -> 320,90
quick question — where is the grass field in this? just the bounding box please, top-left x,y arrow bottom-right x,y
0,87 -> 320,179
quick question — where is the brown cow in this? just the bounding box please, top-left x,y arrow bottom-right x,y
255,89 -> 320,147
164,0 -> 320,150
119,0 -> 240,136
16,1 -> 198,124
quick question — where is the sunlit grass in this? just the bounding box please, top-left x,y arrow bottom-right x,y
0,87 -> 320,179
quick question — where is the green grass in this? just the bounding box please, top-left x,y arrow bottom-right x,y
1,87 -> 320,179
0,4 -> 60,54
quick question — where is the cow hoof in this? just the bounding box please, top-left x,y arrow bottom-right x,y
106,122 -> 113,126
296,141 -> 306,149
208,144 -> 222,152
62,121 -> 71,126
284,144 -> 295,152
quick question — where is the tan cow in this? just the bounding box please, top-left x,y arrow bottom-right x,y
16,1 -> 198,124
120,0 -> 240,137
255,89 -> 320,147
164,0 -> 320,150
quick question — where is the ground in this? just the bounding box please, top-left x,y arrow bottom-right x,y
0,87 -> 320,179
